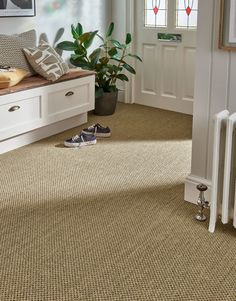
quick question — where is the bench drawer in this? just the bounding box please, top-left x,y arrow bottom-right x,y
47,82 -> 90,121
0,96 -> 42,140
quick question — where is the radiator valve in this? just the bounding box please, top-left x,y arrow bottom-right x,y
195,184 -> 209,222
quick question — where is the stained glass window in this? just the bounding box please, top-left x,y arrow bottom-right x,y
176,0 -> 198,28
144,0 -> 168,28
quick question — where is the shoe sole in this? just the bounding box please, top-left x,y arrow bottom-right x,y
64,140 -> 97,148
82,130 -> 111,138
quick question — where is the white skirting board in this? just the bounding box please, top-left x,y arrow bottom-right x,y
0,113 -> 87,154
184,175 -> 212,205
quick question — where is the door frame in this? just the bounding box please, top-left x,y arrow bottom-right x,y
125,0 -> 135,104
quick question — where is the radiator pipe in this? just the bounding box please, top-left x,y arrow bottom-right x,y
195,184 -> 209,222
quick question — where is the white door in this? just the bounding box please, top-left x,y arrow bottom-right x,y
134,0 -> 198,115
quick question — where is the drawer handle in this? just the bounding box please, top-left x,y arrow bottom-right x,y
65,91 -> 74,97
8,105 -> 20,112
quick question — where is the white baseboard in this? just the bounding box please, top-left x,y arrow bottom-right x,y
0,113 -> 87,154
184,174 -> 212,204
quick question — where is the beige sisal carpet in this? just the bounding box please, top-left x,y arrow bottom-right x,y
0,103 -> 236,301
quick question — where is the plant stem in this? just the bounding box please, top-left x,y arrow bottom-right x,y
111,48 -> 126,85
104,38 -> 109,58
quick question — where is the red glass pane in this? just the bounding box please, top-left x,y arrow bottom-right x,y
153,6 -> 159,14
186,6 -> 191,15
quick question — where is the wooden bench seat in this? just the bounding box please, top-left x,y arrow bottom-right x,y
0,70 -> 94,96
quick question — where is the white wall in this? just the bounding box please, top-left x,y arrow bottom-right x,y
112,0 -> 126,43
111,0 -> 127,101
111,0 -> 135,102
185,0 -> 236,202
0,0 -> 112,45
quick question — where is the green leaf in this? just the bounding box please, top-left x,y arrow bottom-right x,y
123,63 -> 136,74
71,24 -> 80,40
78,32 -> 91,44
108,47 -> 118,57
53,28 -> 64,46
95,63 -> 102,72
110,54 -> 125,64
99,57 -> 109,65
114,65 -> 123,72
71,54 -> 84,60
70,57 -> 90,69
84,30 -> 99,49
106,22 -> 114,38
74,44 -> 87,56
110,54 -> 122,61
116,74 -> 129,82
76,23 -> 83,36
57,41 -> 78,51
128,54 -> 142,62
89,48 -> 101,66
125,33 -> 132,45
107,64 -> 121,74
111,39 -> 123,49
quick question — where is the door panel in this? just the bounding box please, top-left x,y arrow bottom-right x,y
161,45 -> 178,98
135,0 -> 198,115
142,44 -> 157,94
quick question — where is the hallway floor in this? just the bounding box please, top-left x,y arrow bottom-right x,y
0,104 -> 235,301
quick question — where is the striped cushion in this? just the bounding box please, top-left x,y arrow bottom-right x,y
0,30 -> 36,76
23,41 -> 69,82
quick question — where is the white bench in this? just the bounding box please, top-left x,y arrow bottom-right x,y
0,70 -> 95,154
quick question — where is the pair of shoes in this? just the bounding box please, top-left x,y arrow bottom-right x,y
82,123 -> 111,138
64,133 -> 97,148
64,124 -> 111,148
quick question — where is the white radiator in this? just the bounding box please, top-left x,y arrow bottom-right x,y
209,111 -> 236,233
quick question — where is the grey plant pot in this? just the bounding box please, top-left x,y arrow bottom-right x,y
94,91 -> 118,116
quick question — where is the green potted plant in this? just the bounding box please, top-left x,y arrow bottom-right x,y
57,22 -> 142,115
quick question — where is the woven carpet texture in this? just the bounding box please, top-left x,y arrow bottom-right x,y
1,103 -> 236,301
